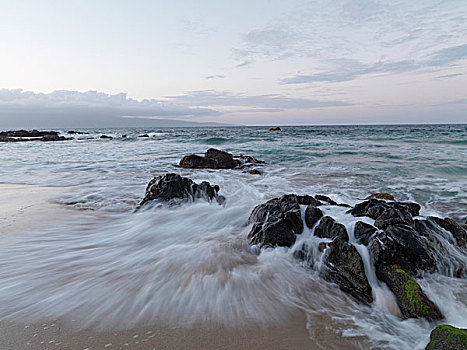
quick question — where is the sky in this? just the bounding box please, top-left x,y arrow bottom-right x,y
1,0 -> 466,127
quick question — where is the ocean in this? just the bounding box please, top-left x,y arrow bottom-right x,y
0,124 -> 465,349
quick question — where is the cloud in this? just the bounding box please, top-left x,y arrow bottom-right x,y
164,90 -> 351,109
281,45 -> 467,84
205,75 -> 226,80
233,1 -> 467,80
0,89 -> 220,117
0,89 -> 221,128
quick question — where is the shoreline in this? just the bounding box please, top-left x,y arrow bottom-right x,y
0,183 -> 322,350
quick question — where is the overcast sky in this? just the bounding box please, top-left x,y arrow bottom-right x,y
1,0 -> 466,127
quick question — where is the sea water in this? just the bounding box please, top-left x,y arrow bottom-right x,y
0,124 -> 465,349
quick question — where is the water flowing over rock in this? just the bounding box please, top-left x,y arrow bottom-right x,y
179,148 -> 264,170
139,173 -> 223,207
377,265 -> 443,320
425,325 -> 467,350
430,217 -> 467,248
314,216 -> 349,241
354,221 -> 377,245
324,238 -> 374,304
248,194 -> 303,248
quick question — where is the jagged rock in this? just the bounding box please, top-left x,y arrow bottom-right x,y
374,205 -> 415,230
426,325 -> 467,350
234,154 -> 265,166
370,224 -> 436,276
100,135 -> 112,139
324,238 -> 373,304
269,127 -> 281,131
179,148 -> 240,169
430,217 -> 467,248
139,173 -> 222,207
304,206 -> 323,229
377,265 -> 443,320
139,134 -> 149,137
315,195 -> 338,205
248,169 -> 263,175
354,221 -> 377,245
296,195 -> 322,206
248,194 -> 303,248
365,193 -> 395,201
314,216 -> 349,241
0,129 -> 70,142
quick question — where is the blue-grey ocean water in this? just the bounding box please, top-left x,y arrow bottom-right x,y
0,124 -> 465,349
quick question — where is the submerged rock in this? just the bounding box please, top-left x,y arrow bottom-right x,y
426,325 -> 467,350
324,238 -> 373,304
248,194 -> 303,248
100,135 -> 112,139
377,265 -> 443,320
315,195 -> 338,206
269,127 -> 281,131
139,173 -> 223,207
248,169 -> 263,175
139,134 -> 149,138
314,216 -> 348,241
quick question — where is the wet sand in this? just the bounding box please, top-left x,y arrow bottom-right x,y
0,184 -> 324,350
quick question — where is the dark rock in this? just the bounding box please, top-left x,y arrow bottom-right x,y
315,195 -> 337,206
377,265 -> 443,320
314,216 -> 348,241
324,238 -> 373,304
100,135 -> 112,139
296,195 -> 322,206
234,154 -> 265,167
370,224 -> 436,276
122,135 -> 127,138
0,129 -> 70,142
354,221 -> 377,245
139,173 -> 222,207
374,206 -> 414,230
350,199 -> 389,219
304,206 -> 323,229
269,127 -> 281,131
248,169 -> 263,175
431,217 -> 467,248
139,134 -> 149,137
40,135 -> 69,141
179,148 -> 241,169
425,325 -> 467,350
337,203 -> 352,208
365,193 -> 395,201
248,194 -> 303,248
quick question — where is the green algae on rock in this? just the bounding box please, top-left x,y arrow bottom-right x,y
426,325 -> 467,350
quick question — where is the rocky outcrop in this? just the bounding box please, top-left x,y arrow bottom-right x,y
314,216 -> 349,241
377,265 -> 443,320
139,134 -> 149,137
426,325 -> 467,350
179,148 -> 264,170
365,193 -> 395,200
248,194 -> 303,248
269,127 -> 281,131
324,238 -> 373,304
100,135 -> 112,139
139,173 -> 223,207
354,221 -> 377,245
0,130 -> 70,142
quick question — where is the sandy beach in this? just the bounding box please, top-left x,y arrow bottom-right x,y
0,183 -> 324,350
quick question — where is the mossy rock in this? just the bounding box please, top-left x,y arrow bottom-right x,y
365,192 -> 395,201
426,325 -> 467,350
377,265 -> 443,320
